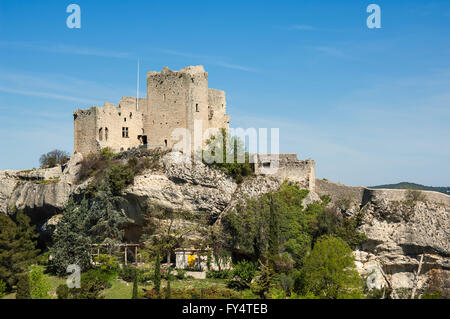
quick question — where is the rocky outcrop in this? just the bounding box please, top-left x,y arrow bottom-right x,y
0,153 -> 85,223
1,152 -> 449,296
316,178 -> 450,295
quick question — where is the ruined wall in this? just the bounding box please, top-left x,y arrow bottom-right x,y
73,98 -> 145,155
253,154 -> 316,191
208,88 -> 230,131
74,108 -> 98,155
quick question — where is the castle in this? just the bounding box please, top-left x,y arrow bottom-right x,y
74,65 -> 230,155
73,65 -> 316,191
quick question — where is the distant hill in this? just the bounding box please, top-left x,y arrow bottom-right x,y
369,182 -> 450,195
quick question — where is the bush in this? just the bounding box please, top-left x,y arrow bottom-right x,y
301,235 -> 364,299
94,254 -> 120,275
119,265 -> 137,282
82,269 -> 114,289
56,284 -> 69,299
206,269 -> 231,279
0,279 -> 6,298
144,286 -> 242,299
227,260 -> 257,291
29,266 -> 51,299
39,149 -> 70,168
175,268 -> 188,280
37,251 -> 51,266
16,273 -> 31,299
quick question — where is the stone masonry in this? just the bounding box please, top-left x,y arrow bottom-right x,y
74,65 -> 230,155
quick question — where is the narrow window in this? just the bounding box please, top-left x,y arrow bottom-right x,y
164,139 -> 168,148
196,104 -> 199,112
99,128 -> 103,141
105,128 -> 109,141
130,112 -> 133,119
124,117 -> 127,122
122,127 -> 129,138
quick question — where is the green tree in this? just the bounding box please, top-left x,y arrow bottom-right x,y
301,235 -> 363,299
50,181 -> 128,275
0,210 -> 39,289
132,267 -> 138,299
39,149 -> 70,168
203,129 -> 253,183
50,198 -> 92,275
154,250 -> 161,298
251,261 -> 274,299
0,279 -> 7,298
222,183 -> 312,266
15,273 -> 31,299
29,266 -> 51,299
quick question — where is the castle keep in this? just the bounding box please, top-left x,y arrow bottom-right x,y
74,65 -> 230,155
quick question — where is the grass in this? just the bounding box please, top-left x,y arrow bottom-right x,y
102,277 -> 228,299
0,266 -> 229,300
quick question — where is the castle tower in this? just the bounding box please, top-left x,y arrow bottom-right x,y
73,65 -> 229,156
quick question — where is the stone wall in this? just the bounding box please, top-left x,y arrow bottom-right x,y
253,154 -> 316,191
74,65 -> 230,156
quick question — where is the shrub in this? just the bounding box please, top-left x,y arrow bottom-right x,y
206,269 -> 231,279
406,189 -> 427,205
29,266 -> 51,299
227,260 -> 257,291
144,286 -> 242,299
15,273 -> 31,299
175,268 -> 188,280
37,251 -> 51,266
301,235 -> 364,299
119,265 -> 137,282
56,284 -> 69,299
0,279 -> 6,298
107,164 -> 135,196
82,269 -> 114,289
94,254 -> 120,275
39,149 -> 70,168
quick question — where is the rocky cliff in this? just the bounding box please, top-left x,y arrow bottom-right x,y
0,152 -> 448,296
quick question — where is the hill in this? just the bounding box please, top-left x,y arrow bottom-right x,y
369,182 -> 450,195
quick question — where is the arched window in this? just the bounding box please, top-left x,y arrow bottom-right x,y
99,128 -> 103,141
105,128 -> 109,141
164,139 -> 168,148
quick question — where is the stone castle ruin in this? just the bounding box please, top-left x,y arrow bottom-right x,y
73,65 -> 316,190
74,65 -> 230,155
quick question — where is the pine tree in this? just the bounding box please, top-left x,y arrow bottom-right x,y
0,210 -> 39,289
50,197 -> 92,275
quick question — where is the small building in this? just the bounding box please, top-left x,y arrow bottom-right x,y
175,247 -> 231,271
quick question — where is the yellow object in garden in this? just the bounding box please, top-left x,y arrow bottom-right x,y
187,254 -> 196,268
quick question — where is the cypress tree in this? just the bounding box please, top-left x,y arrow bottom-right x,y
268,194 -> 280,269
154,250 -> 161,298
132,267 -> 138,299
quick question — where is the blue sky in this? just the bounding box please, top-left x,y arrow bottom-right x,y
0,0 -> 449,186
